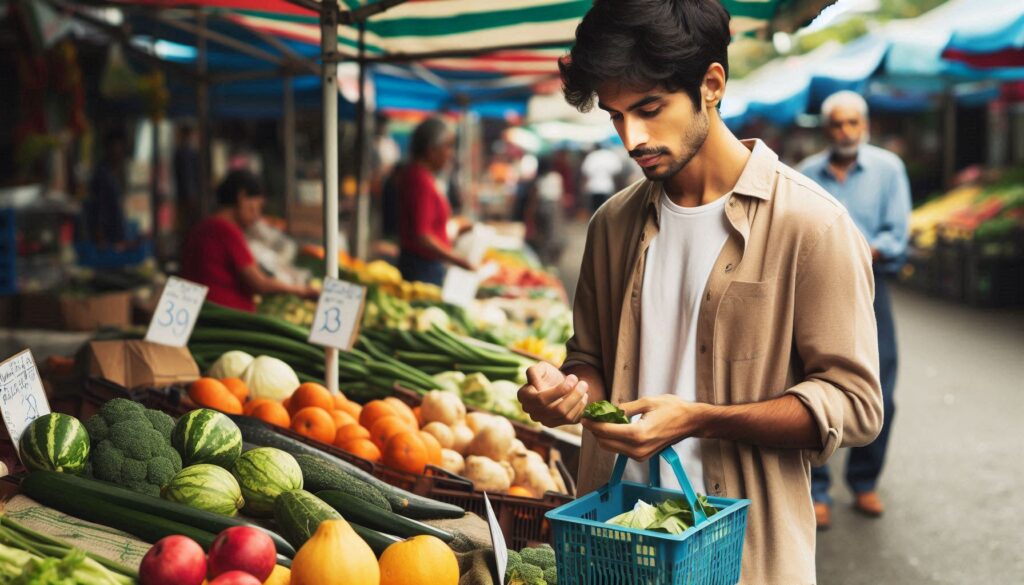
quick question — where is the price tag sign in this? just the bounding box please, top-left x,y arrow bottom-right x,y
146,277 -> 209,347
484,492 -> 509,585
442,262 -> 500,309
308,277 -> 367,351
0,350 -> 51,452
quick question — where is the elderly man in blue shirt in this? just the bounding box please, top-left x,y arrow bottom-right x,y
797,90 -> 911,530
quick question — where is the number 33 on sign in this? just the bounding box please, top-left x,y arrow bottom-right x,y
145,277 -> 209,347
308,278 -> 366,351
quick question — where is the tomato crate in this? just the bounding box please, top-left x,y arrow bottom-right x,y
547,448 -> 750,585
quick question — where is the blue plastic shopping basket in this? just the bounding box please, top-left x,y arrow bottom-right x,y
546,448 -> 751,585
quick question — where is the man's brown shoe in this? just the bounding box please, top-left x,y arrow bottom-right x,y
854,491 -> 884,517
814,502 -> 831,531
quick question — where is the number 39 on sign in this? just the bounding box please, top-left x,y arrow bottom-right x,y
308,278 -> 366,351
145,277 -> 209,347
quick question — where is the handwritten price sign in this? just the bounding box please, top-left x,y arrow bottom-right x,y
145,277 -> 209,347
308,278 -> 366,351
0,350 -> 51,450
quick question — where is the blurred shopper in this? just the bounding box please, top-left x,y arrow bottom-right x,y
515,2 -> 882,583
798,90 -> 911,529
181,170 -> 315,312
84,129 -> 130,249
581,144 -> 623,213
524,156 -> 566,266
173,123 -> 201,236
397,118 -> 474,285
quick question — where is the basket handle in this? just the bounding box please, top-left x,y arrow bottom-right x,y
608,447 -> 709,526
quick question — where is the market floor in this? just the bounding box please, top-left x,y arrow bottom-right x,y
556,218 -> 1024,584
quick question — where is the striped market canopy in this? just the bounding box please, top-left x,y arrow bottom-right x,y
125,0 -> 837,75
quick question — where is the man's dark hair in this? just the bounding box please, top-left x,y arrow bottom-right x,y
216,169 -> 262,207
560,0 -> 731,112
410,118 -> 449,159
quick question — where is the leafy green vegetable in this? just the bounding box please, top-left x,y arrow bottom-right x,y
606,496 -> 718,535
582,401 -> 629,424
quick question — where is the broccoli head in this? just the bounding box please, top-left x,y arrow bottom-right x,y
86,399 -> 182,495
508,563 -> 546,585
543,566 -> 557,585
520,546 -> 556,570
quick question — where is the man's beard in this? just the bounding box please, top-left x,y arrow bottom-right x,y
636,109 -> 710,182
832,135 -> 867,159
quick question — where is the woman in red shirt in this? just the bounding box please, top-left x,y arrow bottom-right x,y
181,170 -> 315,311
397,118 -> 473,285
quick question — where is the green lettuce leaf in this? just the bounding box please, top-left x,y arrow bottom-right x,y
582,401 -> 629,424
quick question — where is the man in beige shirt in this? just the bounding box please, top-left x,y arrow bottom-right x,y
516,1 -> 883,583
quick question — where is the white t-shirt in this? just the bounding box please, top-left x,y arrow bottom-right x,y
623,190 -> 731,493
581,149 -> 623,195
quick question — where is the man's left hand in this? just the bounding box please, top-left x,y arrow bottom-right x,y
581,395 -> 709,461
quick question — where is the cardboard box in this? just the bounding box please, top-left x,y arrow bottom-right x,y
77,340 -> 199,390
18,291 -> 133,331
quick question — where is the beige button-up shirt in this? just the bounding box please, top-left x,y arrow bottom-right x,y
564,139 -> 883,585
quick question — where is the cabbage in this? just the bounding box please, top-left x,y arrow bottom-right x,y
241,355 -> 300,401
208,351 -> 255,379
432,371 -> 467,395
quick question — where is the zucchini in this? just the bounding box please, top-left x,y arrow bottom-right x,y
230,416 -> 465,520
190,328 -> 324,362
21,471 -> 296,558
317,490 -> 454,543
200,303 -> 310,342
350,522 -> 401,557
294,454 -> 392,512
273,490 -> 341,548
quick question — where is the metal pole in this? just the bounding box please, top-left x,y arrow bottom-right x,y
196,7 -> 211,216
354,21 -> 369,260
321,2 -> 340,393
284,75 -> 296,225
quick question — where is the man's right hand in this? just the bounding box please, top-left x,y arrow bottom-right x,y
517,361 -> 590,427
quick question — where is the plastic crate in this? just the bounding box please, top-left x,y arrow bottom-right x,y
547,449 -> 750,585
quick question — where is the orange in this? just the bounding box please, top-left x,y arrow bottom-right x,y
384,397 -> 419,429
383,431 -> 429,475
291,407 -> 337,444
507,486 -> 534,498
379,535 -> 459,585
282,396 -> 293,412
188,378 -> 243,415
334,423 -> 371,447
417,431 -> 443,467
291,382 -> 335,413
251,401 -> 291,428
333,393 -> 349,409
340,438 -> 382,463
330,410 -> 358,430
359,400 -> 397,430
220,378 -> 250,403
243,398 -> 274,416
337,399 -> 362,420
370,416 -> 410,450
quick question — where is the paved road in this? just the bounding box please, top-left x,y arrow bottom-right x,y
556,219 -> 1024,584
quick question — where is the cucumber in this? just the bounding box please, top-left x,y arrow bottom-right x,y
350,522 -> 401,557
317,490 -> 454,543
200,303 -> 310,342
231,416 -> 465,520
273,490 -> 341,548
190,328 -> 324,362
20,471 -> 296,558
294,454 -> 391,512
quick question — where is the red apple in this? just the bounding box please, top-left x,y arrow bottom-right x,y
139,535 -> 206,585
209,571 -> 263,585
207,526 -> 276,581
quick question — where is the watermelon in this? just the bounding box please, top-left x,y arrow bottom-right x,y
171,408 -> 243,468
19,413 -> 90,474
231,447 -> 303,517
273,489 -> 341,548
162,464 -> 245,516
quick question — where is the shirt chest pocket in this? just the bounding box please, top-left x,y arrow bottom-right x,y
715,279 -> 776,361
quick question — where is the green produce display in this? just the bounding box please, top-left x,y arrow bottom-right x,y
316,490 -> 453,543
231,447 -> 303,517
582,401 -> 629,424
273,489 -> 342,549
162,464 -> 245,517
83,398 -> 182,497
171,408 -> 243,468
0,515 -> 137,584
294,454 -> 392,512
18,413 -> 90,474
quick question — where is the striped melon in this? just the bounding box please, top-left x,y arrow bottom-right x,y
162,464 -> 245,516
171,408 -> 243,468
19,413 -> 90,474
232,447 -> 303,517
